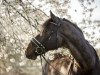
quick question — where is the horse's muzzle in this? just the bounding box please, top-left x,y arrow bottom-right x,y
25,51 -> 37,60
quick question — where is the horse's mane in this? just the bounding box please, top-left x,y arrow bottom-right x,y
42,17 -> 83,34
63,18 -> 83,33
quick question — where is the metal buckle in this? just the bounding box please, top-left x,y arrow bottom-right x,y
35,47 -> 44,55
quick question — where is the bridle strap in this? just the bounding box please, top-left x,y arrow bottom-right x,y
40,55 -> 45,75
32,18 -> 62,55
40,18 -> 62,48
31,38 -> 46,54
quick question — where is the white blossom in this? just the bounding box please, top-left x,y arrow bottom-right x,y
6,66 -> 12,72
10,58 -> 15,63
95,43 -> 100,50
15,50 -> 20,53
10,38 -> 14,43
4,54 -> 8,59
19,61 -> 26,66
0,52 -> 3,59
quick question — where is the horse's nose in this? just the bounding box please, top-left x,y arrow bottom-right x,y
25,54 -> 33,59
25,51 -> 32,59
25,50 -> 37,60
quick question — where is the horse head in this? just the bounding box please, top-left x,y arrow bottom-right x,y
25,11 -> 64,60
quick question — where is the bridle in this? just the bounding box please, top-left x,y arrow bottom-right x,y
31,18 -> 62,55
30,18 -> 62,75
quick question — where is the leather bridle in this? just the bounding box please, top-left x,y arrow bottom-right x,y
31,18 -> 62,55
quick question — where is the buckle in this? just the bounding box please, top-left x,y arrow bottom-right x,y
35,47 -> 45,55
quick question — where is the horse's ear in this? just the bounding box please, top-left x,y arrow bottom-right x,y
50,11 -> 62,26
50,10 -> 58,21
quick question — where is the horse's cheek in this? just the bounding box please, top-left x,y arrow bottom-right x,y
45,38 -> 57,50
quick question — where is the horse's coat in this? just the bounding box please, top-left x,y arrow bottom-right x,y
25,11 -> 100,75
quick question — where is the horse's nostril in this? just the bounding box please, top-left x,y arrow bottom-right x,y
26,54 -> 32,59
25,51 -> 37,60
25,51 -> 31,59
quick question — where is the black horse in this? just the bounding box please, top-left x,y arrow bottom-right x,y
25,11 -> 100,75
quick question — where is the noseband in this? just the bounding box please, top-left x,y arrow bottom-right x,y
31,38 -> 46,55
31,18 -> 62,55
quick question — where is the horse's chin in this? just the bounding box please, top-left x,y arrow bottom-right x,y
25,53 -> 37,60
32,56 -> 37,60
31,52 -> 39,60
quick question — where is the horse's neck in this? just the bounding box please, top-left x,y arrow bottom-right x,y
63,18 -> 83,34
60,23 -> 99,71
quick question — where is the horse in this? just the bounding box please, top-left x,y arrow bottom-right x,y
42,53 -> 82,75
25,11 -> 100,75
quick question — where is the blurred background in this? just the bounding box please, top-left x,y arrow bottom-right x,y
0,0 -> 100,75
